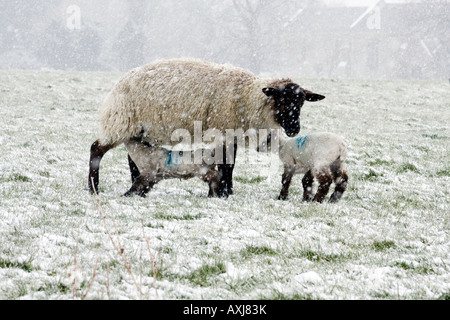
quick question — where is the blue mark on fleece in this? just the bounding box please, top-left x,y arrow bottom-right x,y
166,151 -> 172,166
296,135 -> 308,149
166,151 -> 181,167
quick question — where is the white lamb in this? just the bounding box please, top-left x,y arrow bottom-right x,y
258,131 -> 348,202
123,138 -> 219,197
88,58 -> 326,197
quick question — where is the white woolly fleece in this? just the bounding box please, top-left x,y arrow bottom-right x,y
98,58 -> 285,147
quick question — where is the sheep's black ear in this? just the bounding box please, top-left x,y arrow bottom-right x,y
262,87 -> 280,98
304,90 -> 325,102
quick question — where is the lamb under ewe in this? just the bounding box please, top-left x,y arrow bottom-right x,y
88,58 -> 326,197
123,138 -> 220,197
258,131 -> 348,202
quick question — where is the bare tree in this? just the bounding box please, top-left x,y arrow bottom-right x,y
113,0 -> 150,71
230,0 -> 273,73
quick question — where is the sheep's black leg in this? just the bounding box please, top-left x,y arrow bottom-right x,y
88,139 -> 114,194
313,171 -> 333,203
278,166 -> 295,200
302,170 -> 314,201
123,175 -> 156,197
128,154 -> 140,183
226,141 -> 238,195
329,170 -> 348,203
217,165 -> 229,198
217,141 -> 237,198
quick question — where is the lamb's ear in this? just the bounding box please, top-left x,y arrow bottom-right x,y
304,90 -> 325,102
262,87 -> 280,98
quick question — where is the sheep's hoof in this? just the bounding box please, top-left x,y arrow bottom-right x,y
217,186 -> 229,198
278,194 -> 287,200
123,191 -> 146,198
217,192 -> 229,199
329,197 -> 340,203
329,192 -> 342,203
207,191 -> 218,198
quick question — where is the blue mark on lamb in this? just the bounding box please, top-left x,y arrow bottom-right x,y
166,151 -> 182,167
166,151 -> 183,167
296,135 -> 308,149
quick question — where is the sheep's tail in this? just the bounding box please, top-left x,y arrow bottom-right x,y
339,141 -> 347,163
97,91 -> 143,146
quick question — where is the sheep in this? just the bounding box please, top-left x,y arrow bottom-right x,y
123,137 -> 220,197
88,58 -> 326,197
258,131 -> 348,203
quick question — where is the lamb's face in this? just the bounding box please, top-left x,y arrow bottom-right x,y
263,83 -> 325,137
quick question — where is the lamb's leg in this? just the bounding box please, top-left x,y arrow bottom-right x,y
313,170 -> 333,203
202,170 -> 221,198
278,166 -> 295,200
88,139 -> 115,194
128,154 -> 140,183
123,174 -> 156,197
302,170 -> 314,201
329,170 -> 348,203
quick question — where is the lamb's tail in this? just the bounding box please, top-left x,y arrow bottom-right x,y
330,156 -> 342,177
330,142 -> 347,178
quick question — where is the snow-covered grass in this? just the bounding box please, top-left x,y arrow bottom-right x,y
0,70 -> 448,300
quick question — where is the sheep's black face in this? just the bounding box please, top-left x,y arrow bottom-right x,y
263,83 -> 325,137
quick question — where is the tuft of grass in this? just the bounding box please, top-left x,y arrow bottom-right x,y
0,258 -> 35,272
240,245 -> 278,259
153,212 -> 202,221
0,173 -> 32,183
436,168 -> 450,177
234,176 -> 267,184
37,282 -> 71,295
69,208 -> 86,216
422,133 -> 445,140
372,240 -> 395,251
39,171 -> 50,178
261,291 -> 315,300
397,163 -> 420,173
186,262 -> 226,287
439,292 -> 450,300
146,222 -> 165,229
393,261 -> 435,274
295,249 -> 346,263
368,158 -> 392,166
360,169 -> 382,181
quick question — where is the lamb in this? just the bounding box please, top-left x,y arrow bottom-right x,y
123,138 -> 220,197
258,131 -> 348,202
88,58 -> 326,197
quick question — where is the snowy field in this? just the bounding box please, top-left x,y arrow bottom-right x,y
0,70 -> 448,300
